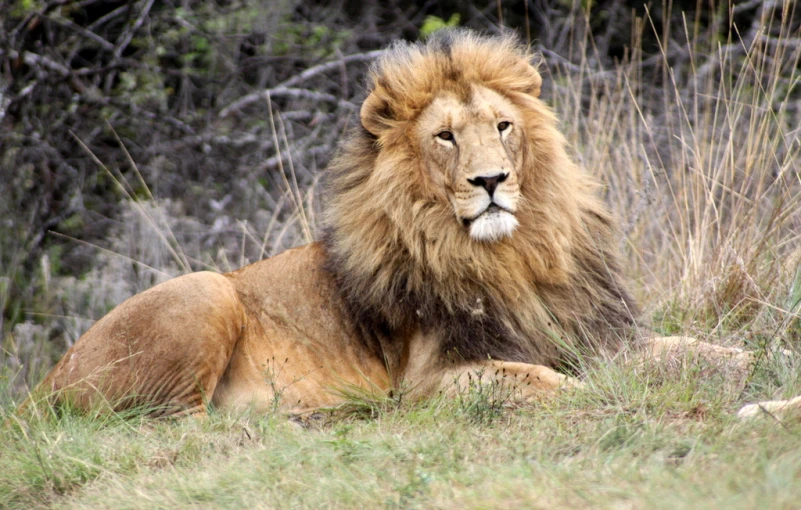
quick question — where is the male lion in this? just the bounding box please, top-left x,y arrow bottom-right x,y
29,30 -> 792,420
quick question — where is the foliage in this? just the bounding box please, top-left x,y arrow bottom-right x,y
420,14 -> 461,39
453,368 -> 517,425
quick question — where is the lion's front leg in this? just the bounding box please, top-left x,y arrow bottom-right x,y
436,361 -> 582,401
403,359 -> 581,403
398,330 -> 580,403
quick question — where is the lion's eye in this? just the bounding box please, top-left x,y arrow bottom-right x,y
497,121 -> 511,132
436,131 -> 454,141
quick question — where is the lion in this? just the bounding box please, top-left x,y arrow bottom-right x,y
27,30 -> 792,420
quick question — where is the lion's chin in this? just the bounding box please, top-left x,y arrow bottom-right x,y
468,209 -> 519,242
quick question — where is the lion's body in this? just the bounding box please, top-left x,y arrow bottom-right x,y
32,30 -> 784,420
35,31 -> 633,416
40,242 -> 568,416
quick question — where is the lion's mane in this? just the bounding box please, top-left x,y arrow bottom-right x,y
322,30 -> 637,367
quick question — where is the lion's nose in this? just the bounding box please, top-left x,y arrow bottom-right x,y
467,173 -> 508,198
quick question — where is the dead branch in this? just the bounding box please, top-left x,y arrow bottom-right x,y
218,50 -> 383,118
219,86 -> 358,118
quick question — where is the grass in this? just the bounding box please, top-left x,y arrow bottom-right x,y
2,2 -> 801,508
3,354 -> 801,508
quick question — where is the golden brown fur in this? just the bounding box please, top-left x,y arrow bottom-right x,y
31,30 -> 776,421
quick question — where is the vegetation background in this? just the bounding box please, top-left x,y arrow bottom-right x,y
1,0 -> 801,507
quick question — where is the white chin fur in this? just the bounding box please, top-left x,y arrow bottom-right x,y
469,210 -> 519,242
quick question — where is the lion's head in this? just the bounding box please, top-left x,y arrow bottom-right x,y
323,30 -> 638,366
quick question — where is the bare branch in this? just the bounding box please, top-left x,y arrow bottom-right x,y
49,14 -> 116,52
218,50 -> 382,118
112,0 -> 155,60
5,49 -> 70,76
279,50 -> 384,89
219,87 -> 358,118
86,4 -> 130,32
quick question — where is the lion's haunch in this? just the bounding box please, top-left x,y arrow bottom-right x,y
40,271 -> 245,416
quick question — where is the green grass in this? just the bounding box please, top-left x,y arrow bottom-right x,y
3,350 -> 801,509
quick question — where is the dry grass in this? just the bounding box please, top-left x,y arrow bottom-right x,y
547,5 -> 801,345
2,2 -> 801,508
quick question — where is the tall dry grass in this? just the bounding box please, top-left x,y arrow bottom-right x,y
546,3 -> 801,347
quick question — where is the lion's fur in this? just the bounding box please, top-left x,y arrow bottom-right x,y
28,30 -> 642,418
323,30 -> 638,367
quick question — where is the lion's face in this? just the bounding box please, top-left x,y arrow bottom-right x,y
416,85 -> 524,242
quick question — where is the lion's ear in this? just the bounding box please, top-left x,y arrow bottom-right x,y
360,90 -> 393,136
522,61 -> 542,98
